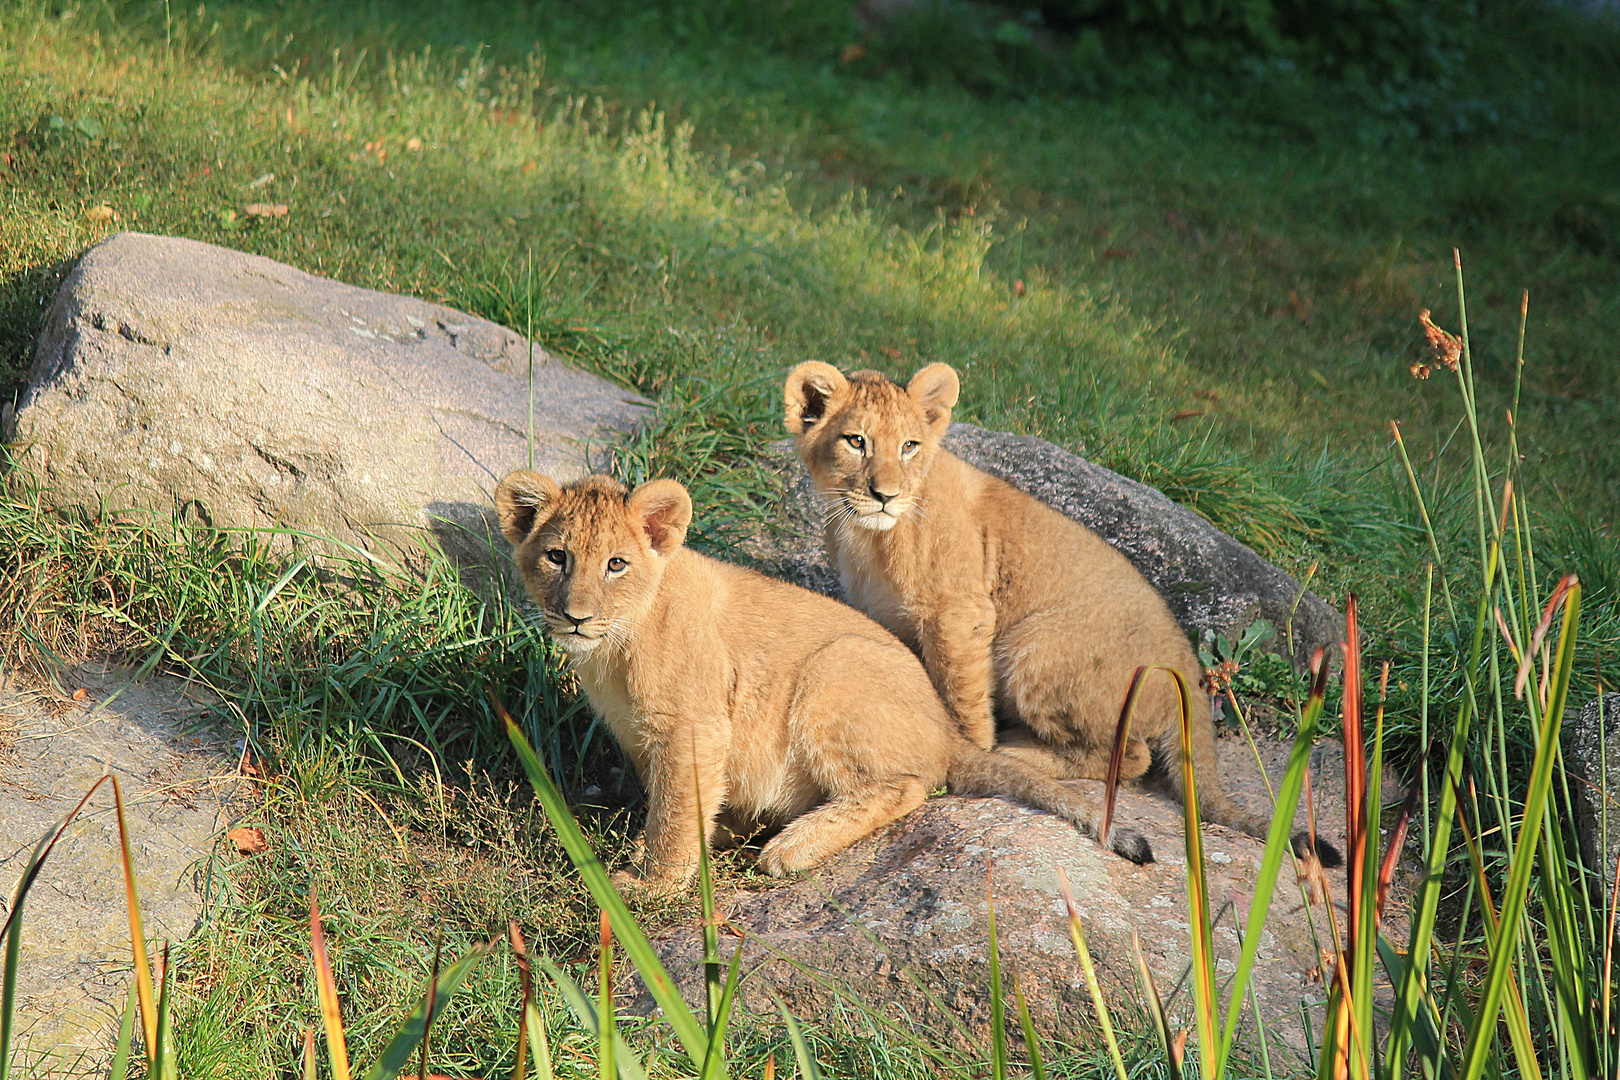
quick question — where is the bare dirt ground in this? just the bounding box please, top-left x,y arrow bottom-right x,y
0,664 -> 247,1075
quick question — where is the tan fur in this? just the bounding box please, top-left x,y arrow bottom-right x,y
784,360 -> 1278,845
495,471 -> 1152,889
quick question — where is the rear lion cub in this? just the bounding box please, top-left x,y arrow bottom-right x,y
784,361 -> 1337,862
495,471 -> 1151,889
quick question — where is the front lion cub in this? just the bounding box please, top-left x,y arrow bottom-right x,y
495,471 -> 1151,888
784,361 -> 1338,862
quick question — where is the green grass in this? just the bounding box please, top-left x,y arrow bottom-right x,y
3,0 -> 1620,1074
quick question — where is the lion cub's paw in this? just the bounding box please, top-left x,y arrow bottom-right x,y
1109,828 -> 1155,865
610,868 -> 684,896
755,842 -> 810,880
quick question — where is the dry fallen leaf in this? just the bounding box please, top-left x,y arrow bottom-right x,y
243,203 -> 289,218
85,204 -> 116,225
879,345 -> 901,359
71,687 -> 89,701
840,43 -> 866,63
1012,279 -> 1025,296
406,137 -> 423,152
227,826 -> 268,855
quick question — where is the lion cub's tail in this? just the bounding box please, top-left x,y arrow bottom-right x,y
946,744 -> 1154,865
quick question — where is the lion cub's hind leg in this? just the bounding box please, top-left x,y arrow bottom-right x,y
757,777 -> 930,877
755,634 -> 949,877
994,724 -> 1152,782
993,615 -> 1153,781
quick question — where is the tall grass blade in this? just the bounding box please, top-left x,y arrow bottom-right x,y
363,943 -> 492,1080
112,776 -> 160,1062
778,1001 -> 824,1080
1373,940 -> 1444,1069
418,934 -> 443,1080
303,1029 -> 317,1080
0,878 -> 18,1080
1,775 -> 114,1080
310,891 -> 354,1080
1056,868 -> 1129,1080
692,736 -> 722,1038
509,923 -> 556,1080
1131,930 -> 1180,1080
1011,973 -> 1048,1080
600,911 -> 615,1080
1387,553 -> 1501,1075
988,864 -> 1006,1080
1458,578 -> 1581,1080
500,703 -> 712,1070
1451,778 -> 1544,1080
153,944 -> 174,1080
107,982 -> 139,1080
698,948 -> 744,1080
1169,664 -> 1221,1079
1102,666 -> 1149,847
534,957 -> 650,1080
1343,620 -> 1380,1080
1217,649 -> 1329,1063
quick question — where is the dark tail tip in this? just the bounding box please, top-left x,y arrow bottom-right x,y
1111,829 -> 1154,865
1291,831 -> 1344,869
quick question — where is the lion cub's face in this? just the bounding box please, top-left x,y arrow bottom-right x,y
784,361 -> 959,532
495,472 -> 692,658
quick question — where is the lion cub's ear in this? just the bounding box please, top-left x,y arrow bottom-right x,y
906,363 -> 959,433
495,471 -> 562,546
627,479 -> 693,557
784,361 -> 849,434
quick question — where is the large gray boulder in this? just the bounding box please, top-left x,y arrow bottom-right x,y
653,735 -> 1396,1063
753,425 -> 1343,671
1567,693 -> 1620,887
3,233 -> 651,567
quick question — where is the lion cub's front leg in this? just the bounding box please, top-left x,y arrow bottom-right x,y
918,594 -> 999,750
614,734 -> 728,892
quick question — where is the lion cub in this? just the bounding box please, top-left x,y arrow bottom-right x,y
495,471 -> 1151,888
785,361 -> 1334,860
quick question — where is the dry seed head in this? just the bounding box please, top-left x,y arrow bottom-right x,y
1419,308 -> 1462,371
1201,657 -> 1240,694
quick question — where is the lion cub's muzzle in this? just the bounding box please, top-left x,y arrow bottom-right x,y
846,489 -> 913,531
542,604 -> 610,652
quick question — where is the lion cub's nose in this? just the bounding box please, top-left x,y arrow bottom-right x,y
869,482 -> 900,505
564,611 -> 594,628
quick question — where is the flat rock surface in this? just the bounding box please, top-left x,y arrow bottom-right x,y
654,734 -> 1405,1065
5,232 -> 652,568
753,426 -> 1343,671
0,667 -> 240,1070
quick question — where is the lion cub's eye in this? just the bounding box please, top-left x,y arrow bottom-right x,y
843,434 -> 865,451
544,549 -> 567,568
901,440 -> 920,456
606,557 -> 628,573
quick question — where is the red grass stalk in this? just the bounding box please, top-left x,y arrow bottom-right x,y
1341,597 -> 1367,974
1101,665 -> 1149,850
